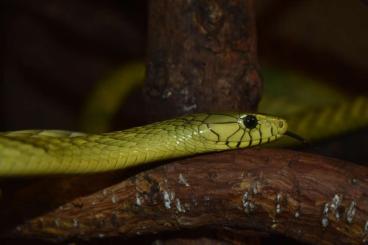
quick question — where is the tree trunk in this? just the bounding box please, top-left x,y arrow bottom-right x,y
144,0 -> 261,122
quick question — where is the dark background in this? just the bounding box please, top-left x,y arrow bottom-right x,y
1,0 -> 367,131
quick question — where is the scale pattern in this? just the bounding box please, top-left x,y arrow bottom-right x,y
0,113 -> 287,176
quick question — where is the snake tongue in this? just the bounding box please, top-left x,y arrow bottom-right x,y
285,131 -> 309,145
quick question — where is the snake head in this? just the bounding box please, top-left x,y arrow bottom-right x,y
194,113 -> 287,149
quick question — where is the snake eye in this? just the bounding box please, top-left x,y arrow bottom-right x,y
243,115 -> 258,129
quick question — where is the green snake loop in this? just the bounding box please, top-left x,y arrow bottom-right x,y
0,113 -> 287,176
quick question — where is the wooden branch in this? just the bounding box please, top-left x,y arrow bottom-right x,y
14,149 -> 368,244
144,0 -> 261,122
143,1 -> 260,243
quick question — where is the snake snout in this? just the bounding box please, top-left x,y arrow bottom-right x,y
277,119 -> 288,135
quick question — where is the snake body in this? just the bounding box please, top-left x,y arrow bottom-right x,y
0,113 -> 287,176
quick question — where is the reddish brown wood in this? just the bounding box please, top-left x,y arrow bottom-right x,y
143,2 -> 261,242
144,0 -> 261,122
14,149 -> 368,244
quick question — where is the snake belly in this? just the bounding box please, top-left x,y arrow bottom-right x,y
0,113 -> 287,176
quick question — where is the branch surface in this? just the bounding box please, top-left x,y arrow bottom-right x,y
14,149 -> 368,244
144,0 -> 261,121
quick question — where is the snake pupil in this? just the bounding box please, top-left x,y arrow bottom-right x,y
243,115 -> 258,129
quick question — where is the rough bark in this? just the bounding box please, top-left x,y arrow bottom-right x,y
143,1 -> 261,243
13,149 -> 368,244
144,0 -> 261,122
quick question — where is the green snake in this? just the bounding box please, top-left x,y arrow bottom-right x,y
0,113 -> 287,176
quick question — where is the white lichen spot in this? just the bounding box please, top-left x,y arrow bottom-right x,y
330,194 -> 342,210
321,203 -> 329,228
276,204 -> 281,214
73,218 -> 79,228
276,193 -> 282,202
363,221 -> 368,243
251,181 -> 261,195
98,233 -> 105,238
178,173 -> 190,187
346,200 -> 356,224
162,90 -> 172,99
183,104 -> 197,112
136,193 -> 142,206
271,223 -> 278,230
330,194 -> 342,220
163,191 -> 171,209
242,192 -> 248,203
102,189 -> 108,196
323,203 -> 329,216
111,194 -> 118,204
95,213 -> 104,219
242,192 -> 255,214
294,211 -> 300,218
322,217 -> 329,228
176,198 -> 185,213
92,201 -> 96,206
275,193 -> 282,214
170,191 -> 175,200
54,218 -> 60,228
351,178 -> 358,184
184,202 -> 191,211
16,226 -> 22,231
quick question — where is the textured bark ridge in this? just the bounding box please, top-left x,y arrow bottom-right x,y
144,0 -> 261,122
14,149 -> 368,244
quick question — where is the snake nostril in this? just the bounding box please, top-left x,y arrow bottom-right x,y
278,121 -> 284,128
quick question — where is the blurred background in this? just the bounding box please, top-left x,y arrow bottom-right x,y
1,0 -> 367,130
0,0 -> 367,244
0,0 -> 147,131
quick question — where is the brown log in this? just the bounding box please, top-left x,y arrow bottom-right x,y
13,148 -> 368,244
144,0 -> 261,122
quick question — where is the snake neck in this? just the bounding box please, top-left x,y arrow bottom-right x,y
100,118 -> 215,169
